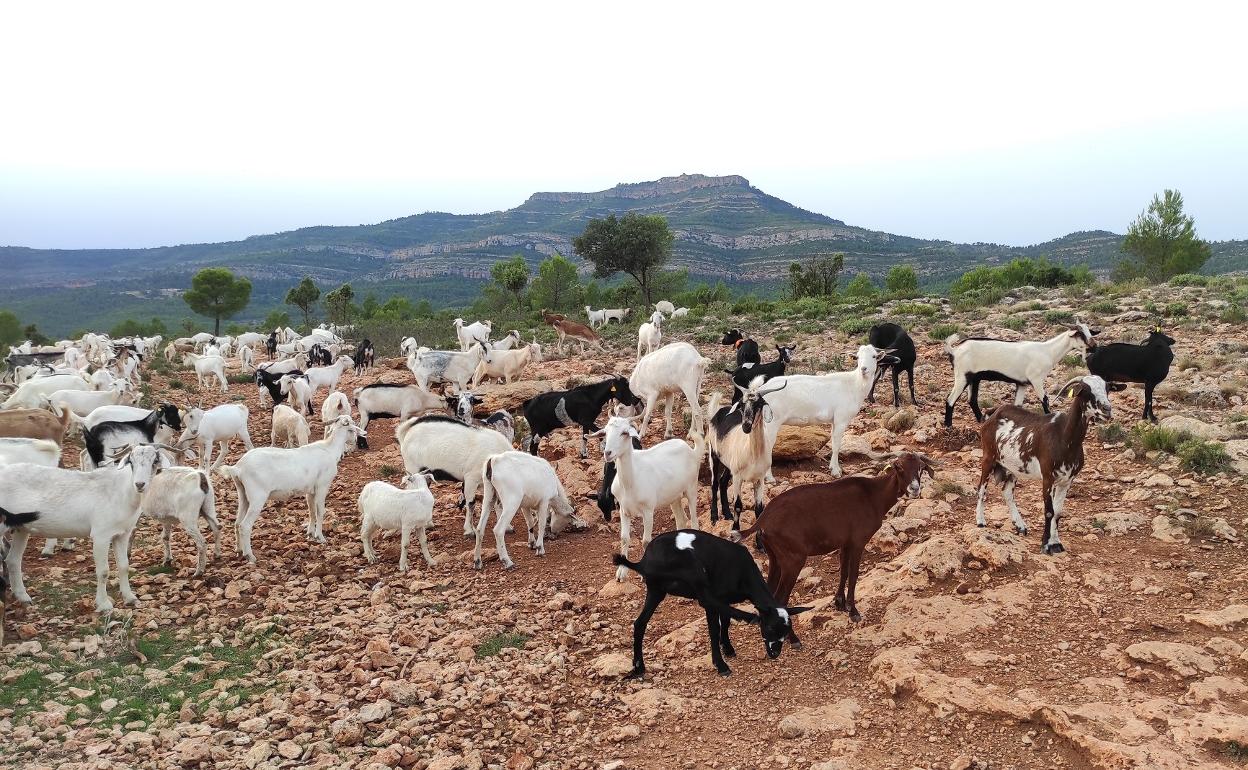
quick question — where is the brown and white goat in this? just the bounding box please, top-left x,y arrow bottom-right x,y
550,318 -> 603,355
707,377 -> 786,529
732,452 -> 935,641
974,374 -> 1111,555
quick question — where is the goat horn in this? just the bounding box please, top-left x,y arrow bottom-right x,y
1051,376 -> 1084,399
757,380 -> 788,397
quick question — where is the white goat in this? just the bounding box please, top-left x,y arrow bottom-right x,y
636,311 -> 664,360
671,307 -> 690,318
943,323 -> 1096,427
2,373 -> 92,409
471,342 -> 542,387
279,374 -> 315,417
320,390 -> 352,425
602,308 -> 632,325
181,353 -> 228,393
599,415 -> 705,581
303,356 -> 354,394
178,404 -> 254,470
490,330 -> 523,351
0,443 -> 165,611
400,336 -> 420,356
258,352 -> 307,377
0,437 -> 61,467
585,306 -> 608,329
473,451 -> 580,570
453,318 -> 493,351
396,414 -> 511,537
219,416 -> 365,563
407,343 -> 492,393
358,474 -> 436,572
654,300 -> 675,316
762,344 -> 895,477
141,465 -> 220,576
353,383 -> 445,445
629,341 -> 710,439
270,403 -> 311,448
237,344 -> 255,372
45,383 -> 139,418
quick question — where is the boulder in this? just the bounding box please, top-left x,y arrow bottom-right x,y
1151,516 -> 1189,544
1125,641 -> 1218,677
778,698 -> 860,737
477,380 -> 555,413
1158,415 -> 1229,441
1182,605 -> 1248,631
772,426 -> 827,461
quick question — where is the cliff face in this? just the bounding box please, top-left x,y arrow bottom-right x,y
2,174 -> 1243,290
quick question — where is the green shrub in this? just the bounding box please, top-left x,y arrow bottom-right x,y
838,317 -> 875,336
168,378 -> 186,390
892,302 -> 938,317
1176,439 -> 1231,475
1168,273 -> 1210,287
1220,305 -> 1247,324
1001,316 -> 1027,331
1044,309 -> 1075,324
1131,424 -> 1191,453
928,323 -> 960,341
1163,302 -> 1188,317
1097,422 -> 1128,443
1087,299 -> 1119,314
474,632 -> 529,659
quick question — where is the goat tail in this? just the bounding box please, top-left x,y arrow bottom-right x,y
690,424 -> 707,461
0,506 -> 40,529
706,391 -> 722,425
217,464 -> 236,481
479,457 -> 496,529
612,553 -> 643,574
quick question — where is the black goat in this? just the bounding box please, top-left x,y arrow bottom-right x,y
720,328 -> 761,368
1086,328 -> 1175,422
521,377 -> 639,459
614,530 -> 809,678
727,345 -> 794,403
255,368 -> 300,406
307,343 -> 332,367
82,404 -> 182,467
352,338 -> 375,375
867,322 -> 918,407
265,332 -> 278,359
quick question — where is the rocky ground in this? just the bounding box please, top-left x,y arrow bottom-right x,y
3,280 -> 1247,770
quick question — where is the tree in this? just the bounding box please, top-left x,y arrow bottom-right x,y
261,310 -> 291,331
573,213 -> 674,305
885,265 -> 919,297
182,267 -> 252,335
110,317 -> 167,338
1115,189 -> 1211,283
285,276 -> 321,328
529,253 -> 582,310
23,324 -> 49,346
325,283 -> 356,324
490,256 -> 530,308
0,310 -> 22,346
786,253 -> 844,299
844,272 -> 878,298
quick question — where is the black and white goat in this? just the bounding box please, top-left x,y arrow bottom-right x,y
1085,327 -> 1174,422
867,322 -> 918,407
522,377 -> 639,458
708,378 -> 787,529
447,391 -> 516,444
720,329 -> 761,368
726,345 -> 794,403
613,530 -> 810,678
352,338 -> 376,375
943,323 -> 1096,427
974,375 -> 1112,555
81,406 -> 182,469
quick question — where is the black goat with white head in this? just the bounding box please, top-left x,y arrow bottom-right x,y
727,345 -> 795,403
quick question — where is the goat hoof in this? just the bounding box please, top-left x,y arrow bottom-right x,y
624,667 -> 645,680
722,646 -> 736,658
474,559 -> 483,570
1042,543 -> 1065,555
849,611 -> 862,623
976,523 -> 986,529
716,667 -> 732,677
789,640 -> 803,651
1016,526 -> 1028,535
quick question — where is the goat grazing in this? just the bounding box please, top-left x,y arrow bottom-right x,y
654,300 -> 675,316
549,317 -> 602,356
733,452 -> 935,639
943,323 -> 1096,426
1085,327 -> 1174,422
220,416 -> 365,563
720,329 -> 761,368
359,474 -> 437,572
270,403 -> 311,447
602,307 -> 632,325
630,342 -> 710,439
396,414 -> 512,537
353,383 -> 445,447
141,465 -> 220,576
353,338 -> 376,374
867,322 -> 918,407
599,415 -> 704,581
407,342 -> 492,393
181,352 -> 228,393
614,530 -> 810,678
636,311 -> 663,360
522,377 -> 639,458
707,379 -> 787,529
974,375 -> 1112,555
473,451 -> 580,570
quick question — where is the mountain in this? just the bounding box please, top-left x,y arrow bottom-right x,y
2,174 -> 1245,334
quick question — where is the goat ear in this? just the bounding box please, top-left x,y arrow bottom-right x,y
730,608 -> 760,624
785,606 -> 813,616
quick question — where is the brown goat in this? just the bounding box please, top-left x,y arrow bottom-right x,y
974,374 -> 1111,555
550,318 -> 602,355
0,408 -> 73,446
540,309 -> 568,325
732,452 -> 935,643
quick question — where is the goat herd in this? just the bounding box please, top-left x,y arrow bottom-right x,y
0,307 -> 1178,676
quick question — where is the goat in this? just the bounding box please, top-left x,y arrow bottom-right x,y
84,403 -> 182,432
598,415 -> 704,581
396,414 -> 511,537
181,352 -> 228,393
255,364 -> 302,406
265,331 -> 278,359
303,355 -> 354,395
671,307 -> 689,318
237,344 -> 255,373
549,317 -> 602,356
0,407 -> 73,447
727,345 -> 794,403
271,403 -> 311,448
321,390 -> 352,425
636,311 -> 663,360
1085,327 -> 1174,422
305,343 -> 332,367
353,382 -> 446,447
733,452 -> 934,640
943,323 -> 1096,427
220,416 -> 364,563
587,422 -> 642,522
471,342 -> 542,387
614,530 -> 810,678
603,307 -> 632,325
540,309 -> 567,325
399,336 -> 420,357
707,379 -> 787,529
482,410 -> 516,444
359,474 -> 436,572
141,465 -> 220,576
81,407 -> 181,469
45,383 -> 139,418
522,377 -> 639,458
473,451 -> 580,570
407,342 -> 492,393
974,375 -> 1112,555
0,437 -> 61,467
720,329 -> 761,368
279,374 -> 315,417
585,306 -> 608,329
654,300 -> 675,316
761,345 -> 898,477
352,338 -> 375,375
490,330 -> 523,351
629,341 -> 710,439
178,404 -> 255,470
2,372 -> 92,410
0,443 -> 166,611
235,331 -> 265,350
867,322 -> 918,407
453,318 -> 493,352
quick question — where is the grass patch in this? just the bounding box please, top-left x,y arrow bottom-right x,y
1131,424 -> 1192,454
1176,439 -> 1232,475
1222,740 -> 1248,762
1091,518 -> 1107,531
1043,309 -> 1075,324
475,631 -> 530,659
928,323 -> 960,341
1087,299 -> 1119,314
1060,353 -> 1083,368
145,563 -> 176,575
378,464 -> 401,479
167,378 -> 187,390
1097,423 -> 1128,443
1001,316 -> 1027,332
933,479 -> 966,497
1168,273 -> 1210,287
227,373 -> 253,384
892,302 -> 939,317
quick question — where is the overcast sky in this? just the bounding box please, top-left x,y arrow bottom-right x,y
2,1 -> 1245,250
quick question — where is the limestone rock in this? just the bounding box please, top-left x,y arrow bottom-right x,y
1151,516 -> 1189,544
1183,604 -> 1248,631
778,698 -> 860,738
1158,415 -> 1228,440
356,699 -> 393,724
1125,641 -> 1218,677
590,653 -> 633,677
772,425 -> 827,461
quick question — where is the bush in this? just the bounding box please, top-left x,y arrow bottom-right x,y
1097,422 -> 1128,443
1131,424 -> 1191,453
1220,305 -> 1246,324
839,317 -> 874,336
885,265 -> 919,298
928,323 -> 960,341
892,302 -> 938,317
1044,309 -> 1075,324
1163,302 -> 1188,317
1176,439 -> 1232,475
474,632 -> 529,659
1001,316 -> 1027,331
1087,299 -> 1119,314
1168,273 -> 1210,287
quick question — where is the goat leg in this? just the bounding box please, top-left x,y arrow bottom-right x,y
704,607 -> 732,676
719,613 -> 736,658
628,587 -> 665,679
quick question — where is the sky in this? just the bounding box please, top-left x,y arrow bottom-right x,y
1,1 -> 1245,250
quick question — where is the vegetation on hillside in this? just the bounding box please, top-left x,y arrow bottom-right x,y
1115,189 -> 1212,283
182,267 -> 252,335
573,213 -> 676,305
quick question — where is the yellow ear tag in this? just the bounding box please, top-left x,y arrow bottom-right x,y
883,463 -> 892,472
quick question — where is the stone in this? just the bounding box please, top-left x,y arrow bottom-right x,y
357,699 -> 393,724
772,425 -> 827,461
1125,641 -> 1218,677
1158,415 -> 1229,440
1150,516 -> 1188,544
238,716 -> 268,734
1143,473 -> 1174,488
244,741 -> 273,769
478,380 -> 553,414
276,740 -> 303,760
173,737 -> 212,765
1184,676 -> 1248,705
331,717 -> 364,746
598,579 -> 640,598
778,698 -> 860,737
961,524 -> 1027,568
1183,604 -> 1248,630
426,755 -> 465,770
590,653 -> 633,677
